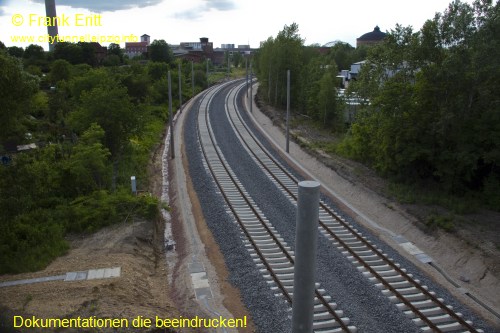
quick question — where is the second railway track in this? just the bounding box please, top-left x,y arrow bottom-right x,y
222,80 -> 484,333
185,79 -> 491,332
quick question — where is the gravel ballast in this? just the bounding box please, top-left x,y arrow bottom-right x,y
183,81 -> 495,332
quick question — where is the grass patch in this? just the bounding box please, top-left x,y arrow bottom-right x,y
388,182 -> 481,214
426,214 -> 456,232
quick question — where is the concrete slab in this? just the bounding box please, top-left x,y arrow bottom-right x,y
415,253 -> 433,264
191,272 -> 210,289
103,267 -> 121,278
393,235 -> 409,244
1,266 -> 121,288
188,262 -> 205,274
75,271 -> 88,281
400,242 -> 424,255
87,269 -> 105,280
194,287 -> 213,300
0,275 -> 65,287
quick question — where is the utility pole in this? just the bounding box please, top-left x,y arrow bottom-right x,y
268,64 -> 271,102
286,70 -> 290,153
206,59 -> 209,89
246,57 -> 248,97
178,62 -> 182,113
191,61 -> 195,98
168,71 -> 174,159
250,62 -> 253,113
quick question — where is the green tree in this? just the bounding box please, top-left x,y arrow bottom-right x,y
78,42 -> 98,66
317,70 -> 342,128
328,42 -> 355,70
50,59 -> 72,83
7,46 -> 24,58
0,52 -> 39,141
147,61 -> 169,81
341,0 -> 500,202
23,44 -> 45,62
149,39 -> 173,63
63,123 -> 112,195
255,23 -> 304,109
232,51 -> 243,68
102,54 -> 121,67
69,84 -> 137,157
54,42 -> 84,65
108,43 -> 123,63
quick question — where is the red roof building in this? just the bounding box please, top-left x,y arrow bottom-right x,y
125,34 -> 150,59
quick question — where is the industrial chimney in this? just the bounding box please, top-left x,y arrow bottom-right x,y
45,0 -> 59,51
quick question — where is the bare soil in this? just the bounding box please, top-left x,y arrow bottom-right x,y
0,217 -> 177,332
252,90 -> 500,328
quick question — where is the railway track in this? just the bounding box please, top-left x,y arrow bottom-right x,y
196,82 -> 356,332
220,80 -> 485,333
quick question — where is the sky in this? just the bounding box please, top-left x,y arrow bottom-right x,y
0,0 -> 475,50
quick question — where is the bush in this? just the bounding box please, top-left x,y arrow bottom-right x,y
62,189 -> 159,233
0,210 -> 68,274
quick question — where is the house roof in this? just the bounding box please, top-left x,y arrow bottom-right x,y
357,26 -> 386,41
125,42 -> 148,48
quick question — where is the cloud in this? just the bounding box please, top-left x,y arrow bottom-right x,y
205,0 -> 235,11
31,0 -> 163,13
0,0 -> 6,16
174,0 -> 236,20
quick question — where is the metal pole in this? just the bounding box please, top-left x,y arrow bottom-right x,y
191,61 -> 195,98
250,62 -> 253,113
286,70 -> 290,153
206,59 -> 209,89
178,62 -> 182,113
168,71 -> 175,159
246,57 -> 248,97
292,180 -> 320,333
268,64 -> 271,102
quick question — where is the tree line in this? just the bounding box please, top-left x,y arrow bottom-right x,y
255,23 -> 367,129
254,0 -> 499,211
340,0 -> 499,209
0,41 -> 208,274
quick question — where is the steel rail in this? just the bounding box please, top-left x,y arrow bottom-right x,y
227,80 -> 482,333
196,80 -> 354,332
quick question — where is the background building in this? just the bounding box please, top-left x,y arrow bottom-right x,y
125,34 -> 150,59
356,26 -> 387,47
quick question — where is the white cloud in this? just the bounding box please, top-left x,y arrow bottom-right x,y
30,0 -> 163,13
174,0 -> 236,20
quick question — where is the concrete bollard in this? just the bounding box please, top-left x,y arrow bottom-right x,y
292,180 -> 320,333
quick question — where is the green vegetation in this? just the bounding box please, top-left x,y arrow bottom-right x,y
426,214 -> 456,233
255,0 -> 500,216
0,41 -> 203,274
254,23 -> 366,129
339,0 -> 500,210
